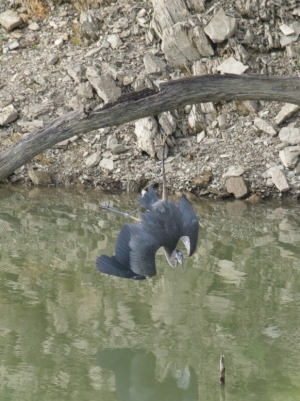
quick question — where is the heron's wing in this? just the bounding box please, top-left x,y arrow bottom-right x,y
114,224 -> 132,267
140,200 -> 182,249
96,255 -> 147,280
177,196 -> 199,256
137,186 -> 159,210
127,225 -> 158,277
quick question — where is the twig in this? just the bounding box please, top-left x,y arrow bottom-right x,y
98,203 -> 140,221
220,355 -> 225,384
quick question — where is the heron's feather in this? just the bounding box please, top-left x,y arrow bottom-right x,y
137,186 -> 159,210
128,225 -> 158,277
96,255 -> 147,279
177,196 -> 199,256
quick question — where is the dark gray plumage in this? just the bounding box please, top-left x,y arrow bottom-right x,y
138,186 -> 199,257
97,137 -> 199,279
97,224 -> 158,280
96,186 -> 199,279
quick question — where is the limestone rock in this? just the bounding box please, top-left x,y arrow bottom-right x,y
279,24 -> 295,36
280,35 -> 298,48
151,0 -> 189,39
143,53 -> 166,74
158,112 -> 177,136
188,26 -> 214,57
217,115 -> 228,129
100,158 -> 114,171
55,139 -> 69,149
8,40 -> 19,50
188,105 -> 206,134
0,10 -> 22,31
204,8 -> 238,43
66,64 -> 86,83
279,127 -> 300,145
28,169 -> 52,185
197,131 -> 205,143
80,10 -> 101,41
0,104 -> 18,126
86,71 -> 121,103
275,104 -> 300,125
135,117 -> 158,157
226,176 -> 249,199
263,165 -> 284,178
223,165 -> 245,178
107,34 -> 122,49
77,81 -> 94,99
254,118 -> 277,136
217,56 -> 248,75
279,146 -> 300,168
111,144 -> 126,154
28,22 -> 39,31
162,22 -> 200,68
106,135 -> 118,149
86,152 -> 101,168
270,168 -> 290,192
293,8 -> 300,16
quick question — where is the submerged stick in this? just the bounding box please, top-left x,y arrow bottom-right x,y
99,203 -> 140,221
220,355 -> 225,384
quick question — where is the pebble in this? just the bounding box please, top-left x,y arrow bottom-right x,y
225,176 -> 249,199
222,165 -> 245,178
0,10 -> 22,30
275,103 -> 300,125
270,168 -> 290,192
217,56 -> 248,75
278,127 -> 300,145
85,152 -> 101,167
254,118 -> 277,136
204,8 -> 238,43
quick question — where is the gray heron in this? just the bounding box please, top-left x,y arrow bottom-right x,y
96,144 -> 199,279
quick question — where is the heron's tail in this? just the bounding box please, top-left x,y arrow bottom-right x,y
137,186 -> 159,210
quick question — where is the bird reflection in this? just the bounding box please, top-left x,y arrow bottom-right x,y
96,146 -> 199,279
96,348 -> 199,401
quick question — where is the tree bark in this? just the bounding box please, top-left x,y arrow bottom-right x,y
1,73 -> 300,181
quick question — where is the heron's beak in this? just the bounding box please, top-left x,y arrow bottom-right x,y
176,251 -> 184,270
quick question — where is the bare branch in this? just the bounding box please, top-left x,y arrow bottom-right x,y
1,74 -> 300,181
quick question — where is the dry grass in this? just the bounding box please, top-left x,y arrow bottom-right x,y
21,0 -> 115,19
21,0 -> 50,19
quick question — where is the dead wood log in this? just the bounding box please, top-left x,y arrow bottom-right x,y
1,73 -> 300,182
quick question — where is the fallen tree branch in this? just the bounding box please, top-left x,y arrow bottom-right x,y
1,73 -> 300,181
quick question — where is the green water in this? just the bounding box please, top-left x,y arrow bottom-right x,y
1,186 -> 300,401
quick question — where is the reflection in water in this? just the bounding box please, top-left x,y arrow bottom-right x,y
1,188 -> 300,400
96,348 -> 198,401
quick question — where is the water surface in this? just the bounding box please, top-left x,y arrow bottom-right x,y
1,186 -> 300,400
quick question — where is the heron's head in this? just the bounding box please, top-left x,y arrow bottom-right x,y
164,248 -> 184,269
175,249 -> 184,269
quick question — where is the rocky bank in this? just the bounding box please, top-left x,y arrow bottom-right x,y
1,0 -> 300,200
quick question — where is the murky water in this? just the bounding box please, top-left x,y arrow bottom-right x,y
1,186 -> 300,400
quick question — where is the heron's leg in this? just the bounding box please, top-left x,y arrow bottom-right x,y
98,203 -> 140,221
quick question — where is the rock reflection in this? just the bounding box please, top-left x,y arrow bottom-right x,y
96,348 -> 198,401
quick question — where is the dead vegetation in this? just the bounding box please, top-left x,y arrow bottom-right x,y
20,0 -> 114,19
